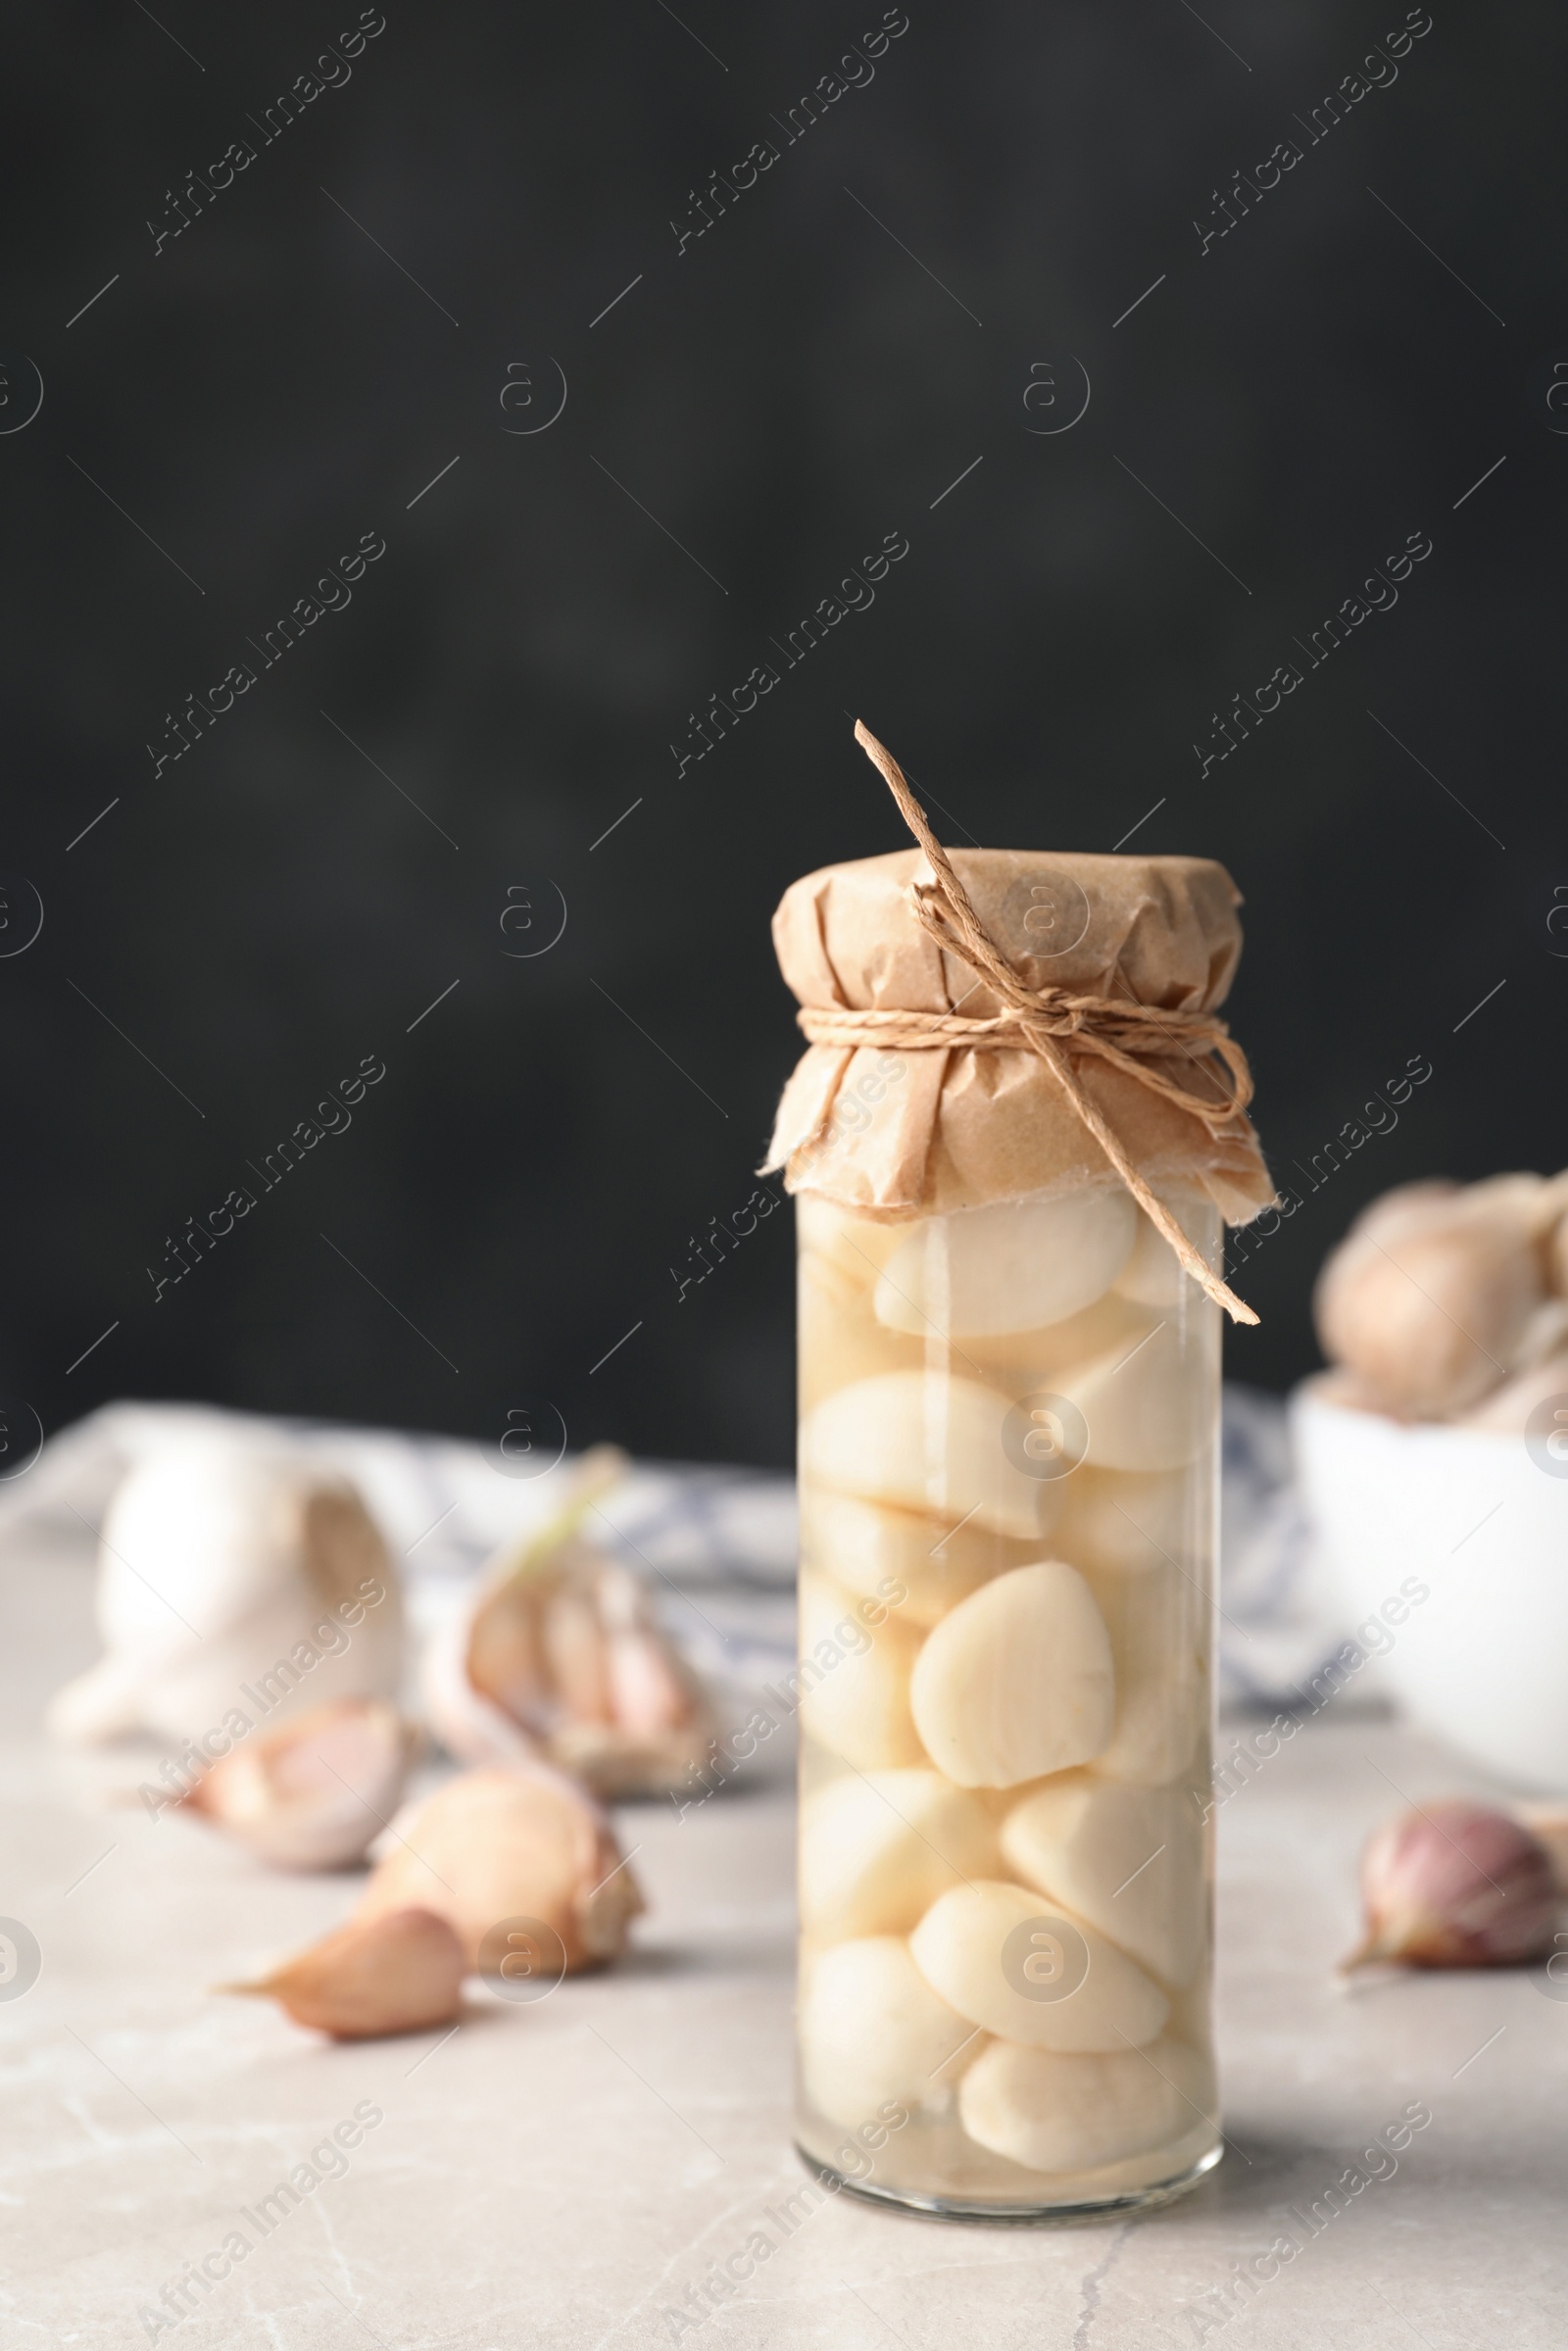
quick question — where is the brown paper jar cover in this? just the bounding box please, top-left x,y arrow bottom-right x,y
763,845 -> 1273,1224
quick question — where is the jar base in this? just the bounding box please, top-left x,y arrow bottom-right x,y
793,2135 -> 1222,2225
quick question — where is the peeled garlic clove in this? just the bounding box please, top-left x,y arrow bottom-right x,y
1314,1187 -> 1544,1418
800,1936 -> 978,2126
1110,1198 -> 1217,1309
800,1769 -> 1000,1939
959,2035 -> 1211,2174
909,1562 -> 1113,1788
799,1249 -> 924,1415
796,1572 -> 924,1770
47,1440 -> 403,1748
186,1698 -> 415,1871
802,1371 -> 1058,1543
220,1907 -> 466,2040
1089,1562 -> 1205,1789
909,1881 -> 1168,2051
799,1485 -> 1034,1627
1054,1321 -> 1215,1474
796,1195 -> 908,1287
1001,1775 -> 1203,1984
1342,1799 -> 1561,1971
356,1760 -> 643,1972
873,1189 -> 1138,1339
1054,1466 -> 1200,1578
961,1291 -> 1151,1376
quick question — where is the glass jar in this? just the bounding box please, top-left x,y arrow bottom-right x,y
793,1176 -> 1221,2218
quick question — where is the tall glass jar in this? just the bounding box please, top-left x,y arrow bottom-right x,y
793,1177 -> 1221,2218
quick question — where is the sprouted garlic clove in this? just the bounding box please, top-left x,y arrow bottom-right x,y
219,1907 -> 466,2039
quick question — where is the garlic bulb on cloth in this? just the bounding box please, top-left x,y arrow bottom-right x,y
421,1447 -> 715,1797
46,1437 -> 403,1747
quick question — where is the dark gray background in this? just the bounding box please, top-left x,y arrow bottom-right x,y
3,0 -> 1561,1471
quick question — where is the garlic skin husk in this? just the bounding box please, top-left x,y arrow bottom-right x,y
1314,1181 -> 1547,1420
47,1438 -> 403,1748
421,1449 -> 717,1799
220,1906 -> 466,2039
355,1759 -> 644,1972
1342,1799 -> 1562,1971
185,1698 -> 415,1871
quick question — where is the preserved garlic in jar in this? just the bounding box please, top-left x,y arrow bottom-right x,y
765,725 -> 1272,2218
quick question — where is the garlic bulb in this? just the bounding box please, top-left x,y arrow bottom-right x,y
421,1448 -> 716,1798
47,1438 -> 403,1748
1314,1180 -> 1546,1419
220,1906 -> 466,2039
355,1760 -> 644,1972
1341,1799 -> 1562,1971
184,1698 -> 415,1870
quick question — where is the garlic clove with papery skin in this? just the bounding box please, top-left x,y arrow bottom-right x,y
46,1438 -> 403,1748
420,1448 -> 718,1798
1341,1799 -> 1562,1972
354,1759 -> 644,1972
183,1698 -> 416,1870
220,1906 -> 466,2039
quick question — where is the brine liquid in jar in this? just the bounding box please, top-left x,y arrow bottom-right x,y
794,1178 -> 1222,2218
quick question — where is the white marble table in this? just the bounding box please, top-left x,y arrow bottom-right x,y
4,1513 -> 1563,2349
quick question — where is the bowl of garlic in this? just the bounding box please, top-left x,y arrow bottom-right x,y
1291,1171 -> 1568,1790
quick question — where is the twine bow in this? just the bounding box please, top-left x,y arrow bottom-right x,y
795,722 -> 1259,1325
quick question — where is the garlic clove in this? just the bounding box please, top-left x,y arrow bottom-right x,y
796,1195 -> 908,1288
800,1769 -> 1000,1940
185,1698 -> 416,1870
909,1880 -> 1169,2051
1087,1562 -> 1205,1789
1000,1774 -> 1204,1984
908,1562 -> 1114,1789
1341,1799 -> 1562,1971
1110,1198 -> 1217,1310
873,1189 -> 1138,1340
799,1484 -> 1033,1627
799,1249 -> 925,1416
421,1448 -> 717,1798
355,1759 -> 644,1972
1054,1465 -> 1201,1579
1054,1321 -> 1217,1474
801,1370 -> 1060,1543
796,1571 -> 925,1770
1515,1803 -> 1568,1895
1314,1186 -> 1544,1419
800,1936 -> 978,2126
958,2034 -> 1212,2175
220,1907 -> 466,2039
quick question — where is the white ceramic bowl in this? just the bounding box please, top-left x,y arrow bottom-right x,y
1290,1376 -> 1568,1791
